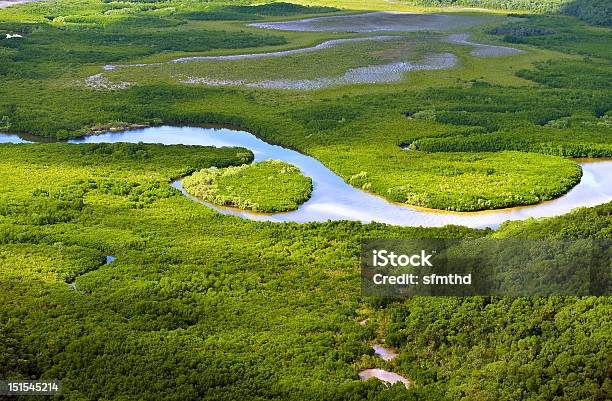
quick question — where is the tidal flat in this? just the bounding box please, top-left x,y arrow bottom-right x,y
248,11 -> 484,32
98,13 -> 524,90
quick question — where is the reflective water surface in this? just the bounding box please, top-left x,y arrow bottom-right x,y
372,344 -> 398,361
182,53 -> 456,90
358,369 -> 409,388
248,11 -> 480,33
0,133 -> 29,143
68,255 -> 116,291
103,36 -> 403,71
444,33 -> 525,57
2,126 -> 611,229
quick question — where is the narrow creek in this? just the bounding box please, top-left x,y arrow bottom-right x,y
2,126 -> 611,229
103,36 -> 404,71
68,255 -> 115,291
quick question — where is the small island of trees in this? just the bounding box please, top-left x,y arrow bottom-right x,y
183,160 -> 313,213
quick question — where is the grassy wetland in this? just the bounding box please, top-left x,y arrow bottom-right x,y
0,0 -> 611,400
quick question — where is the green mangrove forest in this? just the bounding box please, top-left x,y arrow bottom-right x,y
0,0 -> 610,400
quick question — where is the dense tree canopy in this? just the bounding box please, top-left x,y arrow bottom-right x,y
0,0 -> 610,399
183,160 -> 313,212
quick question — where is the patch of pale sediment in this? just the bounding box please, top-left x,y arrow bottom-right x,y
372,344 -> 398,361
359,318 -> 370,326
248,11 -> 471,33
103,36 -> 403,71
444,33 -> 524,57
358,369 -> 409,388
85,73 -> 132,90
181,77 -> 246,86
183,53 -> 457,90
0,0 -> 43,8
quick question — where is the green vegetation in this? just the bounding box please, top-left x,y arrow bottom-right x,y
382,296 -> 610,400
363,202 -> 612,399
0,142 -> 253,209
0,140 -> 610,399
406,93 -> 612,156
396,0 -> 611,27
1,0 -> 608,211
181,2 -> 339,21
410,132 -> 612,157
0,141 -> 482,400
183,160 -> 312,212
489,15 -> 612,59
335,150 -> 582,211
517,59 -> 612,88
0,19 -> 287,77
107,36 -> 442,85
0,1 -> 611,398
390,0 -> 612,27
562,0 -> 612,27
398,0 -> 570,12
377,203 -> 612,399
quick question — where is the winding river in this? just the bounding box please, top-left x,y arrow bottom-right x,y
68,255 -> 115,291
98,33 -> 520,90
103,36 -> 404,71
2,125 -> 611,229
